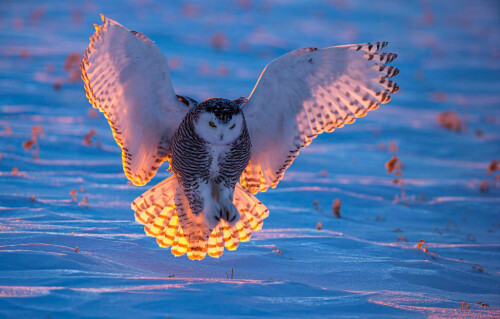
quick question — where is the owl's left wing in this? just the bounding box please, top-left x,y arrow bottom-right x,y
81,15 -> 189,186
241,42 -> 399,194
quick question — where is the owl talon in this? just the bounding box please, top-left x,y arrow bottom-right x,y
203,200 -> 222,229
220,200 -> 240,226
227,213 -> 237,223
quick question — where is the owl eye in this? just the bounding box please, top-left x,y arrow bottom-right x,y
209,121 -> 217,128
229,124 -> 236,129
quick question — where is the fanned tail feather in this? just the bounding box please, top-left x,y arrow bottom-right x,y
131,176 -> 269,260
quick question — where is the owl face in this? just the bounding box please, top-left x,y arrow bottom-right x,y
193,98 -> 244,145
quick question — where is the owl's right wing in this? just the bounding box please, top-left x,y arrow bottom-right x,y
81,15 -> 189,186
241,42 -> 399,194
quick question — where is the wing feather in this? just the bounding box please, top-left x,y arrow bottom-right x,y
81,15 -> 188,186
242,42 -> 399,194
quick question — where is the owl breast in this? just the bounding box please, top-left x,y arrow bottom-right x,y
208,145 -> 229,179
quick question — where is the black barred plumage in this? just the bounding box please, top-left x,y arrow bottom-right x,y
218,124 -> 251,187
171,116 -> 207,213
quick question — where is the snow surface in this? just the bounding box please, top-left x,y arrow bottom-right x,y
0,0 -> 499,318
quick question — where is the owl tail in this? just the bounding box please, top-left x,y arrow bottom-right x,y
132,176 -> 269,260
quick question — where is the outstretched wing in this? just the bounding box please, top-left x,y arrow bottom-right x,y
241,42 -> 399,194
81,15 -> 189,186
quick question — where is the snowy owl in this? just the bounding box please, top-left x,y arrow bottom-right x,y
81,15 -> 399,260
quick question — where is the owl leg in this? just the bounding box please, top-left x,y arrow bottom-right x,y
198,181 -> 222,230
203,199 -> 222,230
216,184 -> 240,226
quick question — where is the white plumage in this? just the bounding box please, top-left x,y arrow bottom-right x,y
81,16 -> 399,260
81,16 -> 188,186
242,43 -> 398,193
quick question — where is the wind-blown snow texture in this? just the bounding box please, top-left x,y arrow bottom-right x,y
1,1 -> 499,318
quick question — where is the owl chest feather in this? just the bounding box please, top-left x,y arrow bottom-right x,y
208,144 -> 229,179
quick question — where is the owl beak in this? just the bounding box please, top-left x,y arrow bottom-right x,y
219,134 -> 224,141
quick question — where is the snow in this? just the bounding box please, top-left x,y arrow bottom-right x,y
0,0 -> 499,317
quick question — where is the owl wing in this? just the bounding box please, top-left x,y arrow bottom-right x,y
241,42 -> 399,194
81,15 -> 189,186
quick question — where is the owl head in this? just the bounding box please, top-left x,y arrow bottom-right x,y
194,97 -> 246,145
